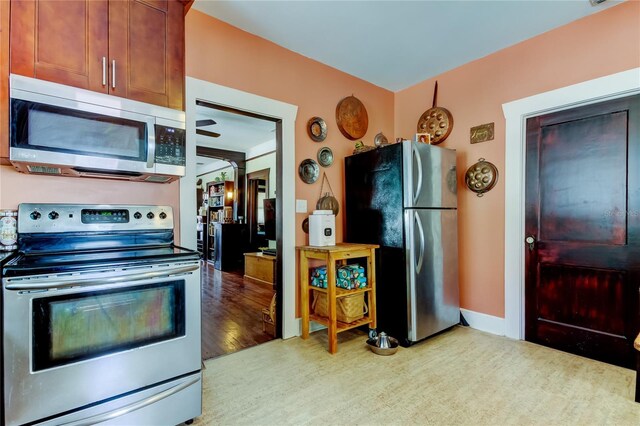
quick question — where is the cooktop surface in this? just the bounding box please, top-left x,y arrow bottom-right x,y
2,245 -> 200,278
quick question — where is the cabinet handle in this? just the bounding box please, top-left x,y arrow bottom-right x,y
112,59 -> 116,89
102,57 -> 106,86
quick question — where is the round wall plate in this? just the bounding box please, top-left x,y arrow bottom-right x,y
465,158 -> 498,197
336,95 -> 368,140
417,106 -> 454,145
307,117 -> 327,142
317,147 -> 334,167
298,159 -> 320,184
374,132 -> 389,147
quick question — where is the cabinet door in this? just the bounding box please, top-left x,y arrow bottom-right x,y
11,0 -> 109,93
1,0 -> 9,163
109,0 -> 184,109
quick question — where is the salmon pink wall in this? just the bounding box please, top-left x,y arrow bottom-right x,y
185,11 -> 395,248
395,2 -> 640,318
0,166 -> 181,240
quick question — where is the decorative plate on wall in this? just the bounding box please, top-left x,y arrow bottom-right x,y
317,147 -> 334,167
417,106 -> 454,145
336,95 -> 368,140
298,159 -> 320,184
307,117 -> 327,142
465,158 -> 498,197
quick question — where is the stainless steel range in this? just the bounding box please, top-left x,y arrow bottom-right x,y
2,204 -> 201,426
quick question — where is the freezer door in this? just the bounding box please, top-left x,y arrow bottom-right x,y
405,209 -> 459,342
345,144 -> 404,248
402,141 -> 457,209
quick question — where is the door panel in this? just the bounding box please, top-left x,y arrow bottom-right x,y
406,209 -> 459,341
537,264 -> 626,335
344,144 -> 404,249
539,112 -> 628,245
525,95 -> 640,369
402,142 -> 457,209
109,0 -> 184,109
10,0 -> 108,93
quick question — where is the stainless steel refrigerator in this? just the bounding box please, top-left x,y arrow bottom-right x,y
345,141 -> 459,345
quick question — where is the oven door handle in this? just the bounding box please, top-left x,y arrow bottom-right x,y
3,264 -> 199,291
61,374 -> 201,426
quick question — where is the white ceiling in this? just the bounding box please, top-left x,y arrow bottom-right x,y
195,104 -> 276,153
193,0 -> 621,91
196,156 -> 230,176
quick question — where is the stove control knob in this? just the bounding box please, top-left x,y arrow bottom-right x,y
147,212 -> 155,220
30,211 -> 41,220
133,212 -> 142,220
159,212 -> 167,220
48,211 -> 59,220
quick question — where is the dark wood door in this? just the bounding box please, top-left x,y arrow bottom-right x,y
525,95 -> 640,369
11,0 -> 109,93
108,0 -> 184,109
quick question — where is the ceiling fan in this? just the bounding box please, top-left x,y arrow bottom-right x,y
196,119 -> 220,138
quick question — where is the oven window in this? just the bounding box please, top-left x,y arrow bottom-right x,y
32,281 -> 185,371
11,99 -> 147,161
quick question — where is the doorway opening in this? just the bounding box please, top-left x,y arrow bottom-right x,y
194,100 -> 281,360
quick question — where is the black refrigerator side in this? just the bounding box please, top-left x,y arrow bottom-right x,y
345,144 -> 409,343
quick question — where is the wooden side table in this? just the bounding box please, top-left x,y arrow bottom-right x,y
297,243 -> 379,354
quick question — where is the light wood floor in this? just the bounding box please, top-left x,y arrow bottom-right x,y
201,262 -> 275,360
195,326 -> 639,425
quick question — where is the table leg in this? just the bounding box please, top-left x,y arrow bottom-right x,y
327,254 -> 338,354
300,251 -> 310,339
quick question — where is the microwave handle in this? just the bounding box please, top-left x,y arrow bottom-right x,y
147,123 -> 156,169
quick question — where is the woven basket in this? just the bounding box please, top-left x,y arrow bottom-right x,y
312,290 -> 368,323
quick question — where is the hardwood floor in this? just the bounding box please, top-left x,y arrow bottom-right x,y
201,261 -> 275,360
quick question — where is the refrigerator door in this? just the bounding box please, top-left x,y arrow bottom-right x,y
402,141 -> 457,209
345,144 -> 404,248
405,208 -> 459,342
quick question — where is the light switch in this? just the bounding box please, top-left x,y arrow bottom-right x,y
296,199 -> 307,213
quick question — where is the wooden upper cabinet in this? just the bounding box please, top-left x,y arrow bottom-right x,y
1,0 -> 10,163
109,0 -> 184,109
11,0 -> 109,93
10,0 -> 185,110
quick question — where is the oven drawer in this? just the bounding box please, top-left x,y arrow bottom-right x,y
36,372 -> 202,426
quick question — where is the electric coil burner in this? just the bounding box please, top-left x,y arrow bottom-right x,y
2,204 -> 202,426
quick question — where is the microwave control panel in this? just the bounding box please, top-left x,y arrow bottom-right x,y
155,125 -> 186,166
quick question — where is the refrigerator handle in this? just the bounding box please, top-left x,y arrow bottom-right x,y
414,211 -> 425,273
413,144 -> 423,205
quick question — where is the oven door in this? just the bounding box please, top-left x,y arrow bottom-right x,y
2,261 -> 201,426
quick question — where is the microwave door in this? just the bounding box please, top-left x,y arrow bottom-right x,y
10,85 -> 155,175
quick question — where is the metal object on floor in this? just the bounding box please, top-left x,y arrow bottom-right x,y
366,331 -> 399,356
2,204 -> 202,426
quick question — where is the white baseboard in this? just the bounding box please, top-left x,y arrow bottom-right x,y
460,308 -> 505,336
290,318 -> 326,338
292,310 -> 506,338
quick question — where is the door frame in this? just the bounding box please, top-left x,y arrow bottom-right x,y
180,76 -> 299,339
502,67 -> 640,340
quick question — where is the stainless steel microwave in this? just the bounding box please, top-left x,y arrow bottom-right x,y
9,75 -> 186,183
